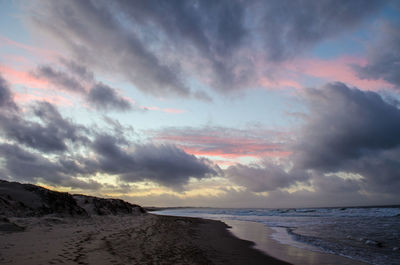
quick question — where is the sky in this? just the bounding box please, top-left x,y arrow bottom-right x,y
0,0 -> 400,208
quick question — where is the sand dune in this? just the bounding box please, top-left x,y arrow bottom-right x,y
0,180 -> 144,218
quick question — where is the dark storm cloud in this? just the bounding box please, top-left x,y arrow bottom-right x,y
0,101 -> 88,153
29,0 -> 382,95
0,143 -> 102,190
91,134 -> 217,188
0,75 -> 18,111
122,144 -> 217,187
312,174 -> 362,194
353,22 -> 400,88
295,82 -> 400,171
336,149 -> 400,194
87,83 -> 131,111
34,65 -> 86,93
90,134 -> 132,174
293,83 -> 400,195
226,83 -> 400,198
226,161 -> 309,192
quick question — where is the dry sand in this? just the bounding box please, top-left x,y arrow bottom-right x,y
0,213 -> 291,265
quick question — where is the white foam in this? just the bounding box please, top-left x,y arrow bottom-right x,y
270,227 -> 321,252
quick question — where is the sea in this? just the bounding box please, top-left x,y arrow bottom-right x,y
154,206 -> 400,265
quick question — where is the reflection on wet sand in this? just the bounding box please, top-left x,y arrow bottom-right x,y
223,219 -> 368,265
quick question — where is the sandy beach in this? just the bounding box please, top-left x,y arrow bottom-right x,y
0,214 -> 291,265
0,180 -> 292,264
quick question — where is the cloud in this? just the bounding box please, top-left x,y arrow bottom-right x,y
0,76 -> 216,189
0,118 -> 215,190
30,0 -> 190,97
33,64 -> 132,111
226,161 -> 309,192
311,174 -> 362,194
339,148 -> 400,194
59,58 -> 94,82
120,177 -> 386,208
0,75 -> 18,111
295,82 -> 400,171
150,126 -> 291,159
28,0 -> 383,96
193,90 -> 212,102
296,83 -> 400,195
0,101 -> 89,153
87,83 -> 131,111
142,106 -> 186,114
256,0 -> 382,61
0,64 -> 50,91
91,134 -> 217,188
225,83 -> 400,200
4,73 -> 397,203
2,77 -> 399,204
288,56 -> 393,91
33,65 -> 86,93
0,143 -> 102,190
353,22 -> 400,88
1,116 -> 214,189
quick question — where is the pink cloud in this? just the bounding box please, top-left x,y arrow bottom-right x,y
153,130 -> 291,160
181,145 -> 292,159
13,91 -> 73,106
0,65 -> 74,107
143,106 -> 186,114
163,108 -> 186,114
289,56 -> 393,91
0,65 -> 48,88
253,54 -> 393,92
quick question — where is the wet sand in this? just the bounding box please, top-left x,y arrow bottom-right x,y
223,219 -> 369,265
0,214 -> 290,265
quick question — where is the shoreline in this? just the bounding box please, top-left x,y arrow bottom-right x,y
220,219 -> 369,265
152,211 -> 370,265
0,213 -> 291,265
